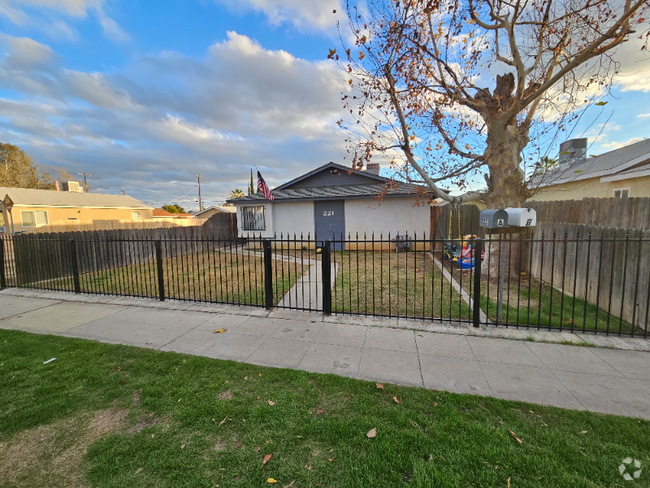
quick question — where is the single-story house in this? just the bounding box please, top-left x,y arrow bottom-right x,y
227,162 -> 432,249
195,206 -> 237,220
529,138 -> 650,201
153,208 -> 177,221
0,186 -> 153,234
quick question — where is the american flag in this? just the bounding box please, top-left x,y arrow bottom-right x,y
257,170 -> 274,201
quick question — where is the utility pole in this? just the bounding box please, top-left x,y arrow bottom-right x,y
194,174 -> 203,212
77,172 -> 92,193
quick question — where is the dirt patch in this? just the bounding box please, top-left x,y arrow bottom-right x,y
218,390 -> 233,400
132,389 -> 142,405
0,408 -> 128,488
214,441 -> 226,451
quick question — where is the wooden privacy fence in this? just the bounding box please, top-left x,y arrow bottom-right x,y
528,222 -> 650,329
27,218 -> 204,234
11,213 -> 237,285
528,197 -> 650,230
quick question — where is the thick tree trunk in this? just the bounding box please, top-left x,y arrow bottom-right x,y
483,121 -> 529,209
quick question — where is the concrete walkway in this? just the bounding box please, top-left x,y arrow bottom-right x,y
1,289 -> 649,420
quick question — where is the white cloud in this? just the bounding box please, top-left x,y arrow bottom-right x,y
216,0 -> 342,32
0,0 -> 129,43
612,37 -> 650,93
600,137 -> 644,150
0,32 -> 351,206
637,113 -> 650,119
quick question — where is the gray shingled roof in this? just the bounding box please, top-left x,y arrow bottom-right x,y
0,187 -> 153,209
533,138 -> 650,187
228,182 -> 427,203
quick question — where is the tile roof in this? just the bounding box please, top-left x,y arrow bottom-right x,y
153,208 -> 176,217
533,138 -> 650,188
0,187 -> 153,209
228,182 -> 427,203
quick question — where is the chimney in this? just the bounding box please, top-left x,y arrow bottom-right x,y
55,181 -> 60,191
559,138 -> 587,168
366,163 -> 380,176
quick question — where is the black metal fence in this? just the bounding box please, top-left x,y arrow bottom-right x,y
1,231 -> 648,337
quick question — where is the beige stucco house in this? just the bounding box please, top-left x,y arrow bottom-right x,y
529,138 -> 650,201
0,187 -> 153,234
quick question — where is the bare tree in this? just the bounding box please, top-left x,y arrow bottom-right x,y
333,0 -> 649,208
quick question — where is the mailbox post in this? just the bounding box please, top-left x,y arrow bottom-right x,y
479,207 -> 538,323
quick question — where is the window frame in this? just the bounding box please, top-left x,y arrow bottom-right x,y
241,206 -> 266,231
20,210 -> 49,228
131,210 -> 142,221
613,188 -> 631,199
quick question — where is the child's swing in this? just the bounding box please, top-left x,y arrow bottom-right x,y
443,202 -> 478,269
443,203 -> 462,263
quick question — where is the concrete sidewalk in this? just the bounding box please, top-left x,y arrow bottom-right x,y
1,289 -> 649,420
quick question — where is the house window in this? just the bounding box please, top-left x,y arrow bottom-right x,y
613,188 -> 630,199
21,210 -> 49,227
131,211 -> 142,221
241,206 -> 265,230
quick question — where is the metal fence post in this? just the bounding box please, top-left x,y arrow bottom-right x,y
155,239 -> 165,301
473,237 -> 483,328
322,240 -> 332,315
263,239 -> 274,310
0,238 -> 6,290
69,238 -> 81,294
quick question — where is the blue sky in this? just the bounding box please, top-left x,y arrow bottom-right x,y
0,0 -> 649,209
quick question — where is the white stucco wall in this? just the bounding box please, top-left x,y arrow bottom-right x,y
237,197 -> 430,239
272,201 -> 315,237
344,197 -> 430,238
236,201 -> 315,238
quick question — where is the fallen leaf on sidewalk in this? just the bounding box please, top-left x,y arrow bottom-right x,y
367,428 -> 377,438
214,328 -> 227,334
263,454 -> 272,466
268,401 -> 275,406
392,396 -> 400,403
509,430 -> 523,444
376,383 -> 384,389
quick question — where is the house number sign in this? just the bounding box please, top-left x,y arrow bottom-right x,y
323,211 -> 335,216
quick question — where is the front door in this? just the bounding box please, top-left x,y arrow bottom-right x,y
315,200 -> 345,250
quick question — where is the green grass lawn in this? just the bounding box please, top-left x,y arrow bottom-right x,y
41,249 -> 308,307
444,257 -> 644,334
1,330 -> 648,487
332,251 -> 471,320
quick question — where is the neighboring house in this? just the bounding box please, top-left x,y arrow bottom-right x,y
173,213 -> 195,220
0,187 -> 153,234
153,208 -> 177,221
227,162 -> 432,248
529,138 -> 650,201
195,206 -> 237,220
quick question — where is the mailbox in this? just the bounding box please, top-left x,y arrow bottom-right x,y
479,209 -> 509,229
505,207 -> 536,227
